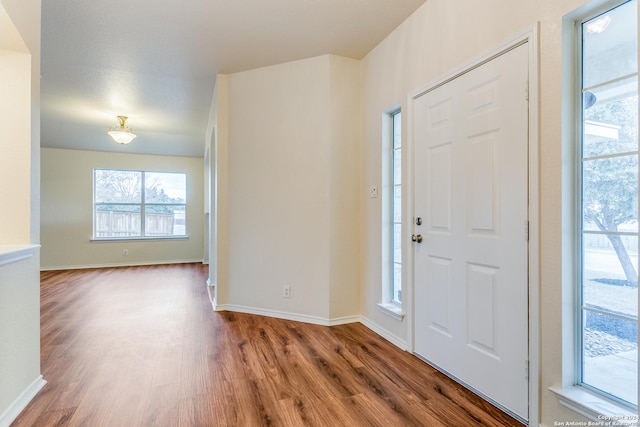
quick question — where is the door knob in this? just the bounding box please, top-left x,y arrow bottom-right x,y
412,234 -> 423,243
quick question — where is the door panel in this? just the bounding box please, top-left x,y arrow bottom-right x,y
428,143 -> 452,231
467,137 -> 496,232
427,255 -> 452,335
467,262 -> 499,356
413,43 -> 529,420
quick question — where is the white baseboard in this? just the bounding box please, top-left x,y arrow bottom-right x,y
215,304 -> 360,327
327,315 -> 362,326
359,316 -> 408,351
0,375 -> 46,427
40,259 -> 204,271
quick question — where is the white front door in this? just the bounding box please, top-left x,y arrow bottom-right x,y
412,43 -> 529,420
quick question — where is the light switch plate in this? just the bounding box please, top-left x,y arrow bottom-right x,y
369,184 -> 378,198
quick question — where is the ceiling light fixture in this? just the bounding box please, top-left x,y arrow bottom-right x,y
108,115 -> 137,144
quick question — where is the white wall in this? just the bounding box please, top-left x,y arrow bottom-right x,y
359,0 -> 605,425
40,148 -> 205,269
214,55 -> 361,323
0,252 -> 40,425
0,0 -> 42,424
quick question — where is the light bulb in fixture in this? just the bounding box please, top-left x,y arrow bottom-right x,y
108,115 -> 137,144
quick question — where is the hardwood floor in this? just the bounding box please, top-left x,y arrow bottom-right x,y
12,264 -> 523,426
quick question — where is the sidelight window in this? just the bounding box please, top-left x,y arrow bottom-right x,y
391,111 -> 402,304
380,107 -> 403,316
578,0 -> 638,407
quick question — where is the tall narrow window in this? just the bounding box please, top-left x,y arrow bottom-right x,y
392,110 -> 402,304
579,0 -> 638,407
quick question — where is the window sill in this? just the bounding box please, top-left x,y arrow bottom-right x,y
377,303 -> 405,321
549,385 -> 637,421
91,236 -> 189,242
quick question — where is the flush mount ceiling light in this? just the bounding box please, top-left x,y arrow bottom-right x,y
108,115 -> 137,145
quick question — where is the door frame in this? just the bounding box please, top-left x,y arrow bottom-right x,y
405,25 -> 540,426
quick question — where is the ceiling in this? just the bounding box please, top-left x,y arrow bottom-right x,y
40,0 -> 426,157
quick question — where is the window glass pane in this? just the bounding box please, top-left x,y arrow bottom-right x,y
583,76 -> 638,159
580,0 -> 639,406
393,186 -> 402,224
94,169 -> 188,240
95,205 -> 141,238
393,150 -> 402,184
145,172 -> 186,203
393,112 -> 402,149
95,170 -> 141,203
583,240 -> 638,317
390,109 -> 402,306
582,1 -> 637,89
583,312 -> 638,404
145,205 -> 186,237
582,155 -> 638,232
393,223 -> 402,263
393,262 -> 402,303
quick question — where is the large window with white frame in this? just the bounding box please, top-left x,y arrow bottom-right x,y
578,0 -> 638,407
93,169 -> 187,239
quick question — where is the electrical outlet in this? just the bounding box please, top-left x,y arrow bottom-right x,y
282,285 -> 291,298
122,249 -> 128,256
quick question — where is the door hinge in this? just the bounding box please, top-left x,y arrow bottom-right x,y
525,220 -> 529,241
525,359 -> 529,380
525,80 -> 529,101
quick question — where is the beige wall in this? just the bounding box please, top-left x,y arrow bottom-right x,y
0,0 -> 42,423
328,56 -> 363,319
0,46 -> 30,244
40,148 -> 205,269
209,75 -> 230,302
2,0 -> 41,243
214,55 -> 361,322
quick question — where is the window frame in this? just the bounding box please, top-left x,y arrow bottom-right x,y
577,0 -> 638,410
552,0 -> 639,417
92,168 -> 188,241
378,106 -> 405,320
391,110 -> 402,306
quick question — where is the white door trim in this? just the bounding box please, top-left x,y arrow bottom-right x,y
405,24 -> 540,426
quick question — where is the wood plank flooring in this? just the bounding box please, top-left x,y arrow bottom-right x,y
11,263 -> 523,426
